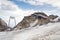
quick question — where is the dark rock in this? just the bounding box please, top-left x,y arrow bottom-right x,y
48,15 -> 58,23
58,18 -> 60,22
13,12 -> 59,30
32,12 -> 48,19
0,18 -> 8,31
49,15 -> 58,20
13,12 -> 50,30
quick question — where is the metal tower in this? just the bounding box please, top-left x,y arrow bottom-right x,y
8,16 -> 16,27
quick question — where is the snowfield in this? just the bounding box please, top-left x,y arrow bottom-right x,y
0,22 -> 60,40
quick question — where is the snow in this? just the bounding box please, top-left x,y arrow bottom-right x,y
0,22 -> 60,40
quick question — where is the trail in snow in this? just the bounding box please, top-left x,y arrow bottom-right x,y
0,22 -> 60,40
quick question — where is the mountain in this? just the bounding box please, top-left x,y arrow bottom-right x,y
13,12 -> 59,30
0,12 -> 60,40
13,12 -> 49,30
0,18 -> 7,31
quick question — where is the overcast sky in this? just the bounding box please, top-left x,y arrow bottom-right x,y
0,0 -> 60,27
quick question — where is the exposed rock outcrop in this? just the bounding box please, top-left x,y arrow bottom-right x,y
32,12 -> 50,25
58,18 -> 60,22
48,15 -> 58,23
49,15 -> 58,20
13,12 -> 50,30
14,15 -> 37,30
0,18 -> 7,31
32,12 -> 48,18
13,12 -> 59,30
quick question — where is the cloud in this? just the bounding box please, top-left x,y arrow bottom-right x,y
0,0 -> 37,17
0,0 -> 38,27
0,0 -> 23,26
19,0 -> 60,8
17,0 -> 60,17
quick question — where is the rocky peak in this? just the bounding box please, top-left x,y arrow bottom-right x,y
49,15 -> 58,20
13,12 -> 60,30
32,12 -> 48,19
13,12 -> 50,30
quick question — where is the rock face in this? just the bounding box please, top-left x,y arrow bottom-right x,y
13,12 -> 59,30
32,12 -> 48,18
14,15 -> 37,30
58,18 -> 60,22
13,12 -> 50,30
0,18 -> 7,31
32,12 -> 50,25
48,15 -> 58,20
48,15 -> 58,23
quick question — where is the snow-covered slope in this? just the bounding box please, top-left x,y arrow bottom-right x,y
0,22 -> 60,40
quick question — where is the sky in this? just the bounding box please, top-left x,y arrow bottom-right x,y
0,0 -> 60,27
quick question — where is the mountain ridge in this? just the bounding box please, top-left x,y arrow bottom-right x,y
13,12 -> 60,30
